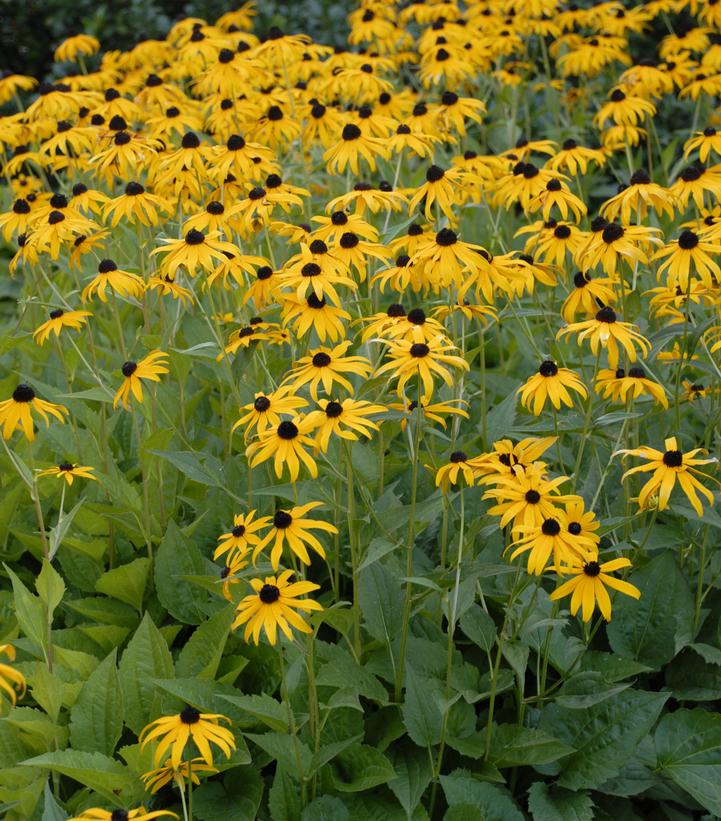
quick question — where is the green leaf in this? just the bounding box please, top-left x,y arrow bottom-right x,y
358,561 -> 403,647
310,734 -> 363,774
95,557 -> 150,612
302,795 -> 350,821
245,732 -> 312,780
221,693 -> 287,732
555,672 -> 633,709
5,565 -> 46,654
69,649 -> 123,756
488,725 -> 574,768
527,783 -> 594,821
269,767 -> 302,821
41,781 -> 68,821
154,520 -> 208,624
401,667 -> 442,747
150,450 -> 222,487
606,552 -> 694,669
35,561 -> 65,618
387,745 -> 433,817
538,689 -> 668,790
440,770 -> 523,819
655,708 -> 721,815
176,605 -> 234,679
118,612 -> 174,734
460,605 -> 496,652
666,647 -> 721,701
48,501 -> 84,561
328,743 -> 396,792
191,767 -> 263,821
21,750 -> 142,805
316,646 -> 388,703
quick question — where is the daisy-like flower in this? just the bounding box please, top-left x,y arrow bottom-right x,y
617,436 -> 719,516
151,230 -> 239,278
251,502 -> 338,569
407,164 -> 464,222
140,708 -> 235,770
546,138 -> 606,175
563,498 -> 601,548
323,123 -> 387,175
557,306 -> 651,369
141,758 -> 217,795
37,462 -> 96,486
81,259 -> 145,303
435,450 -> 476,492
561,271 -> 618,321
653,229 -> 721,292
54,33 -> 100,62
246,417 -> 319,482
549,556 -> 640,622
214,510 -> 271,564
472,436 -> 557,480
518,360 -> 588,415
389,398 -> 469,431
113,351 -> 169,410
0,384 -> 67,441
231,570 -> 323,645
508,510 -> 597,575
595,367 -> 668,407
284,341 -> 372,400
600,169 -> 676,224
232,388 -> 308,443
684,126 -> 721,163
32,308 -> 92,346
577,221 -> 661,276
306,397 -> 385,452
375,336 -> 469,402
103,182 -> 170,227
0,645 -> 26,709
68,809 -> 176,821
669,163 -> 721,210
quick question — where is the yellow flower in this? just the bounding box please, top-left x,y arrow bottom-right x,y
251,502 -> 338,570
232,570 -> 323,645
0,645 -> 26,709
68,809 -> 175,821
54,34 -> 100,63
33,308 -> 92,346
549,556 -> 640,622
375,336 -> 469,402
37,463 -> 96,486
557,306 -> 651,370
113,351 -> 169,410
214,510 -> 271,564
518,361 -> 588,415
140,709 -> 235,770
141,758 -> 217,795
246,416 -> 319,482
0,384 -> 67,441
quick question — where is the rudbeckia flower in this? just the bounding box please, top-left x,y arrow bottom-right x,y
233,388 -> 308,442
246,416 -> 319,481
81,259 -> 145,303
306,397 -> 385,452
214,510 -> 271,564
617,436 -> 719,515
435,450 -> 476,492
549,556 -> 641,621
508,510 -> 597,575
323,123 -> 387,175
600,169 -> 675,223
103,182 -> 170,227
37,462 -> 96,486
653,230 -> 721,292
152,230 -> 239,278
140,708 -> 235,770
0,384 -> 67,441
561,271 -> 618,321
284,341 -> 372,399
684,126 -> 721,163
113,350 -> 170,410
557,306 -> 652,369
68,809 -> 176,821
595,367 -> 668,407
33,308 -> 92,345
669,163 -> 721,210
407,164 -> 464,222
54,34 -> 100,63
231,570 -> 323,645
251,502 -> 338,569
0,645 -> 26,709
518,361 -> 588,415
141,757 -> 217,795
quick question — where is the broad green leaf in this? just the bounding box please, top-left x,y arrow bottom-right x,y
191,767 -> 263,821
328,743 -> 396,792
440,770 -> 523,819
607,552 -> 694,669
95,557 -> 150,612
316,646 -> 388,703
154,520 -> 208,624
69,649 -> 123,756
21,750 -> 143,805
302,795 -> 350,821
48,501 -> 84,561
245,732 -> 312,780
35,562 -> 64,618
41,781 -> 68,821
655,708 -> 721,815
176,605 -> 234,679
358,561 -> 402,647
539,689 -> 668,790
5,566 -> 45,654
555,672 -> 633,709
488,725 -> 574,768
221,692 -> 287,732
118,613 -> 174,734
388,745 -> 433,817
527,783 -> 594,821
150,450 -> 222,487
310,734 -> 363,774
666,647 -> 721,701
460,605 -> 496,652
401,667 -> 442,747
269,767 -> 302,821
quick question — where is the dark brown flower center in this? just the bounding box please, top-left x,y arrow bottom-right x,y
662,450 -> 683,467
180,706 -> 201,724
259,583 -> 280,603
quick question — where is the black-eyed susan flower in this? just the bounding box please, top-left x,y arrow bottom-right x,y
141,758 -> 217,795
669,163 -> 721,210
389,398 -> 469,431
140,708 -> 235,770
113,351 -> 169,410
306,397 -> 384,452
600,169 -> 676,223
37,462 -> 96,486
653,230 -> 721,292
546,138 -> 606,175
0,645 -> 26,709
82,259 -> 145,303
54,34 -> 100,63
284,342 -> 372,400
68,809 -> 176,821
557,306 -> 651,369
560,271 -> 618,322
617,436 -> 719,515
549,555 -> 640,621
684,126 -> 721,163
246,416 -> 318,481
595,367 -> 668,407
375,336 -> 469,402
103,182 -> 170,227
232,388 -> 308,443
323,123 -> 387,175
471,436 -> 557,480
577,221 -> 660,276
152,230 -> 239,278
508,510 -> 597,575
251,502 -> 337,569
518,360 -> 588,415
407,163 -> 463,222
435,451 -> 476,492
214,510 -> 271,564
231,570 -> 323,645
32,308 -> 92,346
0,384 -> 67,441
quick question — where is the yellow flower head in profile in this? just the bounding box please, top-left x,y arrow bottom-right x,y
0,644 -> 26,709
556,306 -> 651,370
246,416 -> 319,482
68,809 -> 176,821
32,308 -> 92,346
37,462 -> 96,486
518,360 -> 588,415
617,436 -> 719,516
139,707 -> 235,770
141,757 -> 217,795
435,450 -> 477,492
0,384 -> 67,441
113,350 -> 169,410
549,556 -> 640,622
232,570 -> 323,645
54,34 -> 100,63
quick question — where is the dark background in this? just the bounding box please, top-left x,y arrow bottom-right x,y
2,0 -> 351,79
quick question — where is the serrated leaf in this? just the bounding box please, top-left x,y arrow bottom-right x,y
154,520 -> 208,624
221,692 -> 287,732
401,667 -> 442,747
302,795 -> 349,821
527,783 -> 594,821
440,770 -> 523,819
5,565 -> 46,654
655,708 -> 721,815
95,558 -> 150,612
35,561 -> 64,617
388,744 -> 433,817
460,605 -> 496,652
69,649 -> 122,756
245,732 -> 312,780
176,606 -> 234,679
41,781 -> 68,820
328,743 -> 396,792
488,725 -> 574,767
118,613 -> 174,734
